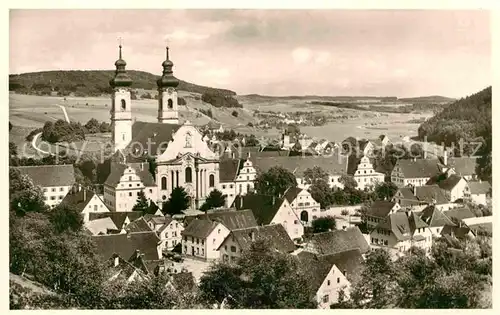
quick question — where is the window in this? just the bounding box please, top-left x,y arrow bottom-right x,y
196,248 -> 199,255
222,185 -> 226,189
149,189 -> 153,193
184,236 -> 187,241
213,238 -> 216,244
384,240 -> 388,246
129,184 -> 132,187
51,188 -> 56,192
337,277 -> 340,283
185,167 -> 192,183
129,192 -> 132,197
43,188 -> 48,192
94,205 -> 98,211
167,99 -> 173,109
294,220 -> 299,224
202,239 -> 204,245
161,177 -> 167,190
137,192 -> 140,196
202,248 -> 204,255
196,238 -> 199,245
230,246 -> 237,253
129,176 -> 132,181
218,229 -> 221,234
60,187 -> 64,192
327,280 -> 331,286
230,184 -> 234,189
224,245 -> 227,250
246,176 -> 249,181
50,196 -> 56,200
210,174 -> 215,187
322,295 -> 329,303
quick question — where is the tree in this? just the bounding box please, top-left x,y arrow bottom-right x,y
200,189 -> 226,211
303,166 -> 329,185
162,187 -> 190,216
255,166 -> 297,198
132,191 -> 150,214
9,169 -> 48,216
308,180 -> 334,209
84,118 -> 100,134
10,141 -> 18,157
48,204 -> 84,234
374,182 -> 398,200
339,174 -> 357,190
99,121 -> 111,133
311,216 -> 336,233
199,240 -> 318,308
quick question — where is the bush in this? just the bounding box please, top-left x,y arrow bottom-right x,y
141,92 -> 152,99
341,209 -> 349,216
231,110 -> 239,117
25,128 -> 43,142
199,108 -> 213,118
178,97 -> 187,105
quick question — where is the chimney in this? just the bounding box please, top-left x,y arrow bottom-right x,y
250,231 -> 256,241
444,149 -> 448,166
83,189 -> 87,202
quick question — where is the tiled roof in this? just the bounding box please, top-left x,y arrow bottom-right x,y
85,217 -> 118,235
376,212 -> 414,241
125,217 -> 153,233
419,206 -> 456,228
128,121 -> 181,157
88,211 -> 143,230
221,224 -> 296,253
408,211 -> 428,231
307,227 -> 370,255
157,217 -> 175,233
467,222 -> 492,234
468,181 -> 491,194
395,159 -> 441,178
283,187 -> 303,203
104,163 -> 128,187
182,219 -> 219,238
298,249 -> 364,292
232,194 -> 285,225
129,162 -> 156,187
219,158 -> 240,182
12,165 -> 75,187
92,231 -> 161,261
367,201 -> 397,218
184,209 -> 258,231
60,189 -> 100,213
445,157 -> 478,177
397,185 -> 449,205
427,174 -> 463,191
251,155 -> 348,176
443,207 -> 476,221
440,225 -> 472,239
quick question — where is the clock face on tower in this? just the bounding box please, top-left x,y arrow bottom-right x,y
167,87 -> 174,95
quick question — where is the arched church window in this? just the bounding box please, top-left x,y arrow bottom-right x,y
209,174 -> 215,188
161,176 -> 167,190
168,99 -> 173,109
121,99 -> 126,110
185,167 -> 192,183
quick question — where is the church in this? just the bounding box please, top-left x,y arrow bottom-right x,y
103,45 -> 256,211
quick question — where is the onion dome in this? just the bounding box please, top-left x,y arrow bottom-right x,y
110,44 -> 133,88
157,46 -> 180,88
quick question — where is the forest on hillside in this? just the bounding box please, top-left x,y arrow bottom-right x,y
9,70 -> 236,97
418,87 -> 491,146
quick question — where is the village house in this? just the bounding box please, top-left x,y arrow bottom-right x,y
181,219 -> 231,260
218,224 -> 296,263
365,201 -> 401,230
392,185 -> 451,211
303,227 -> 371,257
443,206 -> 476,222
233,194 -> 304,241
391,159 -> 442,188
60,187 -> 110,223
13,165 -> 76,208
297,249 -> 364,308
349,156 -> 385,190
426,174 -> 469,202
84,217 -> 120,236
467,181 -> 491,206
370,211 -> 433,254
88,211 -> 143,232
252,155 -> 348,191
143,215 -> 184,251
419,205 -> 457,236
441,156 -> 478,181
284,187 -> 321,226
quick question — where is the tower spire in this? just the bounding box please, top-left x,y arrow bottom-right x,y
166,46 -> 169,60
110,38 -> 132,88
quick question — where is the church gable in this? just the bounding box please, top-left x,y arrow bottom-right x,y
157,122 -> 218,162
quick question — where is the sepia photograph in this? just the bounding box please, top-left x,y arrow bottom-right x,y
8,8 -> 492,309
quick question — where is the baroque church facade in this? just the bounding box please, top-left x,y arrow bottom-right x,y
103,45 -> 254,211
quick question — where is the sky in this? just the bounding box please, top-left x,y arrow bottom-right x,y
9,9 -> 491,98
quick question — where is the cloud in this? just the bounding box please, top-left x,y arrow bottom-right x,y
291,47 -> 312,64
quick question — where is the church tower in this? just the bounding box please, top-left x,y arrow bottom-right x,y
157,46 -> 180,124
110,44 -> 133,152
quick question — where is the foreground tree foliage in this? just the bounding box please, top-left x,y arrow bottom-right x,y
9,169 -> 48,216
199,240 -> 318,309
311,216 -> 336,233
162,187 -> 191,215
200,189 -> 226,211
255,166 -> 297,198
374,182 -> 398,201
132,191 -> 150,214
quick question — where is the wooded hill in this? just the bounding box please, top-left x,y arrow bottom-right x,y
9,70 -> 236,97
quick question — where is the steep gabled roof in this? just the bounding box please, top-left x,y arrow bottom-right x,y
92,231 -> 161,261
85,217 -> 119,235
444,207 -> 476,221
104,163 -> 128,187
12,165 -> 75,187
468,181 -> 491,194
182,219 -> 219,238
232,194 -> 285,225
128,121 -> 181,157
445,157 -> 478,177
129,162 -> 155,187
184,209 -> 258,231
283,187 -> 303,203
419,206 -> 456,227
221,224 -> 296,253
408,211 -> 429,231
307,227 -> 370,255
398,185 -> 450,205
367,201 -> 397,218
219,158 -> 241,182
60,189 -> 102,213
376,212 -> 413,241
89,211 -> 143,229
440,225 -> 472,239
395,159 -> 441,178
125,217 -> 153,233
427,174 -> 463,191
